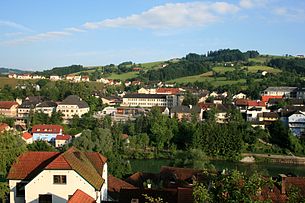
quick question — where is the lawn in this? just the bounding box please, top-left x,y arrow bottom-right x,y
212,66 -> 235,73
244,66 -> 281,73
140,61 -> 165,70
106,72 -> 139,80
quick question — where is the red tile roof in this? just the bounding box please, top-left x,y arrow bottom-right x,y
247,100 -> 266,107
7,152 -> 59,180
108,175 -> 137,192
0,101 -> 18,109
7,147 -> 107,191
56,134 -> 71,140
262,95 -> 283,103
67,189 -> 96,203
22,132 -> 33,140
235,99 -> 248,106
0,123 -> 9,132
156,88 -> 180,94
32,124 -> 63,134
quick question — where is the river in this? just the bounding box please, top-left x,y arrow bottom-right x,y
130,159 -> 305,176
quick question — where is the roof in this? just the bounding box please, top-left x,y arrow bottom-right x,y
56,134 -> 71,140
235,99 -> 248,106
22,132 -> 33,140
160,166 -> 202,181
264,86 -> 297,92
36,101 -> 58,108
8,147 -> 107,191
7,152 -> 60,180
19,100 -> 40,108
59,95 -> 89,108
121,134 -> 129,140
32,124 -> 63,134
171,105 -> 191,113
108,175 -> 136,193
124,93 -> 167,99
262,112 -> 279,119
247,100 -> 266,107
0,101 -> 18,109
156,88 -> 180,94
0,123 -> 9,132
67,189 -> 96,203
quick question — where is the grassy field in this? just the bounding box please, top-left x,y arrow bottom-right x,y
106,72 -> 139,80
244,66 -> 281,73
0,77 -> 19,88
140,61 -> 165,70
212,66 -> 235,73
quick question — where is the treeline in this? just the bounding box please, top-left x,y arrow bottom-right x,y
268,58 -> 305,75
142,49 -> 259,81
36,65 -> 86,76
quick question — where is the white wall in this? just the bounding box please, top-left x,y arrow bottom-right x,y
9,180 -> 25,203
25,170 -> 98,203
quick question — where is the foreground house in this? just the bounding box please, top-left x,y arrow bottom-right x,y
8,147 -> 108,203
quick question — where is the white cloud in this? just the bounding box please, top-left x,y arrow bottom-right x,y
83,2 -> 239,30
239,0 -> 269,9
65,27 -> 86,33
0,20 -> 32,32
273,7 -> 305,21
3,31 -> 71,45
239,0 -> 254,9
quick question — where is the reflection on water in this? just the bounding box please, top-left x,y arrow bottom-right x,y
130,159 -> 305,176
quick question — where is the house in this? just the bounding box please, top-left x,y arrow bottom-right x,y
288,111 -> 305,136
50,75 -> 61,81
0,101 -> 19,117
124,81 -> 131,87
66,75 -> 75,81
56,95 -> 90,120
55,134 -> 72,148
262,87 -> 297,102
131,81 -> 142,86
0,123 -> 10,133
8,73 -> 17,79
101,96 -> 122,106
81,76 -> 90,82
32,124 -> 63,142
22,132 -> 33,144
16,97 -> 43,123
35,101 -> 58,117
32,75 -> 43,79
7,147 -> 108,203
17,74 -> 32,80
156,88 -> 180,95
170,105 -> 203,121
137,87 -> 155,94
233,92 -> 247,100
96,78 -> 110,84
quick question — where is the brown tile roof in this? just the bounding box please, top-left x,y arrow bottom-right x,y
32,124 -> 63,134
108,175 -> 137,192
55,134 -> 71,140
7,152 -> 59,180
67,189 -> 96,203
235,99 -> 248,106
160,166 -> 202,181
0,101 -> 18,109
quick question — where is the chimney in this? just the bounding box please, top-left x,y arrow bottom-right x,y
279,174 -> 287,194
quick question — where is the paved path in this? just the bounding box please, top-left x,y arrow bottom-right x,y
241,153 -> 305,164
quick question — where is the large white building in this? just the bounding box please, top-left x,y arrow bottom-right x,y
56,95 -> 90,120
8,147 -> 108,203
122,93 -> 181,108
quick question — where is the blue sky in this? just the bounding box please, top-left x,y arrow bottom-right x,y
0,0 -> 304,71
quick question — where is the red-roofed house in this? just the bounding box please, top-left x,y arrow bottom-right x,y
68,189 -> 96,203
0,123 -> 10,133
22,132 -> 33,144
32,124 -> 63,142
55,134 -> 72,148
0,101 -> 19,117
8,147 -> 108,203
156,88 -> 180,95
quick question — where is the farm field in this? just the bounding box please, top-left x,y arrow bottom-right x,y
0,77 -> 19,88
106,72 -> 139,80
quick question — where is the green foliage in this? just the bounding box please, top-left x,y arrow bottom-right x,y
0,182 -> 9,203
268,58 -> 305,75
39,65 -> 86,76
0,115 -> 14,127
27,141 -> 56,152
142,194 -> 167,203
0,131 -> 27,176
193,182 -> 211,203
287,185 -> 305,203
170,149 -> 210,170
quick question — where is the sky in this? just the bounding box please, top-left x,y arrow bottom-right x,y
0,0 -> 304,71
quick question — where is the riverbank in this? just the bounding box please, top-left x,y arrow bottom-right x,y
242,153 -> 305,165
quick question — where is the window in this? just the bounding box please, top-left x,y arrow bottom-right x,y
53,175 -> 67,184
39,194 -> 52,203
16,182 -> 26,197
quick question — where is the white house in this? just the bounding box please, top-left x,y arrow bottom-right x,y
8,147 -> 108,203
288,111 -> 305,136
55,134 -> 72,148
56,95 -> 90,120
50,75 -> 61,81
